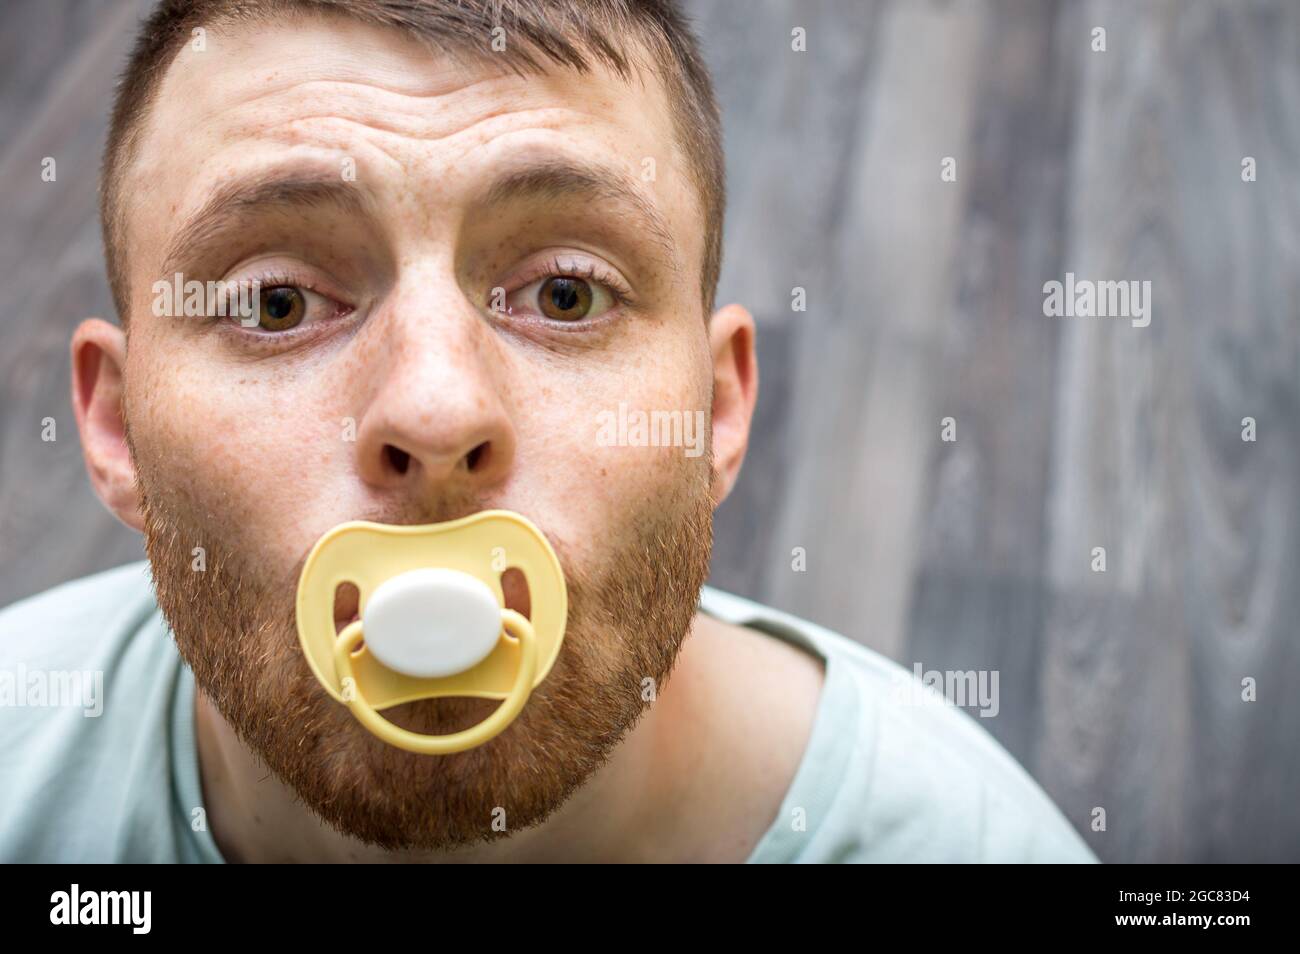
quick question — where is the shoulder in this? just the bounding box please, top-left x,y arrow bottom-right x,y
0,560 -> 159,666
700,587 -> 1098,864
0,561 -> 192,862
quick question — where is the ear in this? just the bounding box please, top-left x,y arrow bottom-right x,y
707,303 -> 758,506
70,318 -> 143,532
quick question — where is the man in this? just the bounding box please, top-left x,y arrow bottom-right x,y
0,0 -> 1096,862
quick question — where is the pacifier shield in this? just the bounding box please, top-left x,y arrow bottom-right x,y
296,509 -> 568,708
295,509 -> 568,755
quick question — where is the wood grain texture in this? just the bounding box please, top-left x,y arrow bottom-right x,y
1028,0 -> 1300,863
0,0 -> 157,607
0,0 -> 1295,862
695,0 -> 1299,862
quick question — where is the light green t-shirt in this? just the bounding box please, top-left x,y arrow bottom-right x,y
0,561 -> 1097,863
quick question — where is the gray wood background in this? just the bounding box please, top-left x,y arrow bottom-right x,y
1,0 -> 1296,862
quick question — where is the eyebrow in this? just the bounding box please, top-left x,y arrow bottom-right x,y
480,157 -> 677,265
159,168 -> 371,278
159,156 -> 677,280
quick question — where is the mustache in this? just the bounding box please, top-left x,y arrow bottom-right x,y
338,492 -> 492,530
289,494 -> 495,574
139,477 -> 513,597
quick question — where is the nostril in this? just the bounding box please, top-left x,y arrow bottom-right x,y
465,442 -> 488,472
384,445 -> 411,475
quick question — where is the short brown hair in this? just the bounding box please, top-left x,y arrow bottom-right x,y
100,0 -> 725,323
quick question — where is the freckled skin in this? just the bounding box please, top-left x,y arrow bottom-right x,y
73,12 -> 821,863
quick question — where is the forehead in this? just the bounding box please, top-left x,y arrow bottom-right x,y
128,11 -> 693,268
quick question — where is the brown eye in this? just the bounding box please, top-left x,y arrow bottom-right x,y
257,286 -> 306,331
538,276 -> 592,321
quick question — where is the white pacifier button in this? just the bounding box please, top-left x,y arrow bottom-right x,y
361,568 -> 502,679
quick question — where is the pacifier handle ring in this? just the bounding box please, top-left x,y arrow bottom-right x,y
332,609 -> 538,755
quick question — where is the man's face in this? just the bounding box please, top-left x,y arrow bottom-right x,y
116,14 -> 719,850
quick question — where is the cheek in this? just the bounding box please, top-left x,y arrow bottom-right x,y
126,340 -> 346,568
512,330 -> 711,559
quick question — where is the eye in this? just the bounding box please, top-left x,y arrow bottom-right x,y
234,282 -> 346,333
504,261 -> 626,323
538,276 -> 594,321
258,286 -> 307,331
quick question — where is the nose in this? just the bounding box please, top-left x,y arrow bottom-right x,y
353,287 -> 516,495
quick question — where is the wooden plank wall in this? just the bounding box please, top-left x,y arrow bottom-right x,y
1,0 -> 1295,862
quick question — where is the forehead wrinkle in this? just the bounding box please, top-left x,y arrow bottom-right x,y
225,75 -> 518,140
158,22 -> 680,175
246,103 -> 600,156
223,80 -> 517,147
163,27 -> 643,159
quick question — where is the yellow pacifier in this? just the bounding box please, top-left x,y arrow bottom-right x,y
295,510 -> 567,755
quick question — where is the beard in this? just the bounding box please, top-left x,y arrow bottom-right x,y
130,436 -> 714,853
